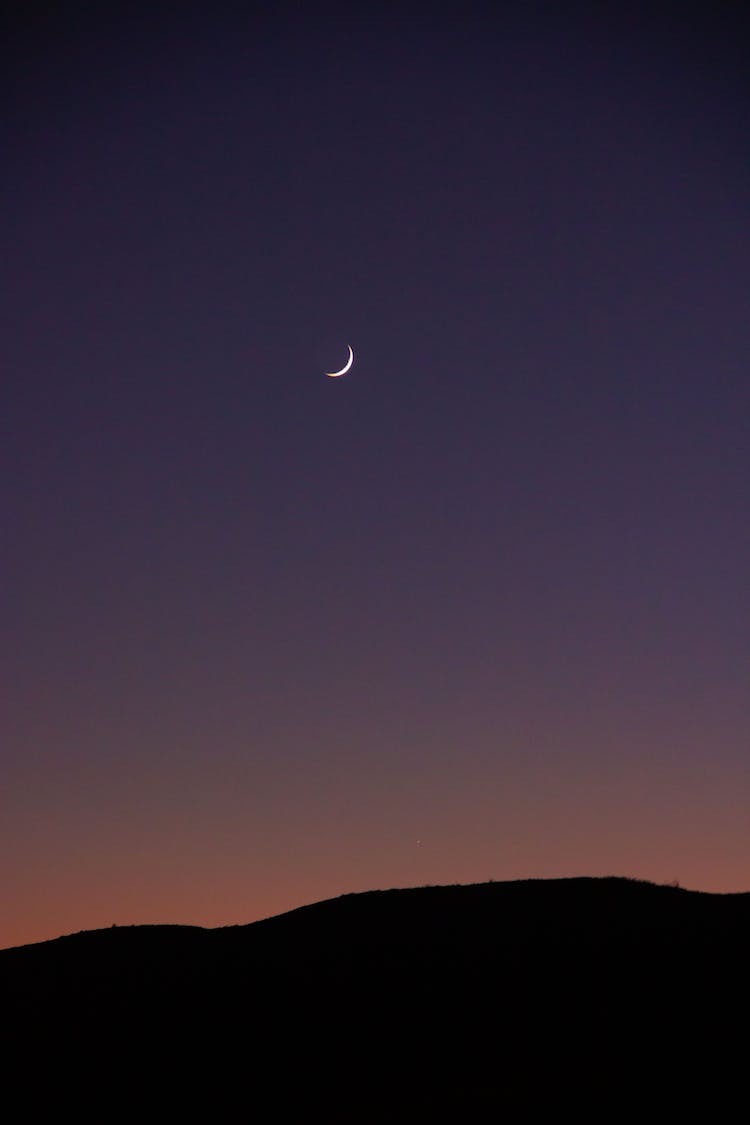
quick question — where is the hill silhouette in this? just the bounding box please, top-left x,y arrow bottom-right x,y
2,877 -> 746,1117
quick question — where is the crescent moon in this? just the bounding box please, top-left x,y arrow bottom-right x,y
326,345 -> 354,378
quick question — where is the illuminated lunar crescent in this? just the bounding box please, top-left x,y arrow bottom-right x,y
326,345 -> 354,378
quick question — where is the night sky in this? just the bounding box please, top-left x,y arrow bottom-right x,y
4,2 -> 748,949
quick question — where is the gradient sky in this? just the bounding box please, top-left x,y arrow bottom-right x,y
3,1 -> 748,948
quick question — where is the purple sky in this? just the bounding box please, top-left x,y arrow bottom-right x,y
3,2 -> 748,948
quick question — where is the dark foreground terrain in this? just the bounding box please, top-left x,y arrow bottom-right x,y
2,877 -> 747,1117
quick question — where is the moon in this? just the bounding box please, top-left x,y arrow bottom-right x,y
325,345 -> 354,378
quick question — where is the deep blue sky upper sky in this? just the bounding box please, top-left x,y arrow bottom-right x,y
3,2 -> 748,946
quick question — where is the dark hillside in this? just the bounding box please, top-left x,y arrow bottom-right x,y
2,878 -> 746,1117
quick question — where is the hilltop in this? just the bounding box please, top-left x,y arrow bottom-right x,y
2,877 -> 745,1117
